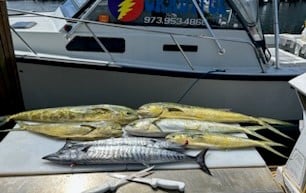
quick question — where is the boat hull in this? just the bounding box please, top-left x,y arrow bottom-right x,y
16,58 -> 302,120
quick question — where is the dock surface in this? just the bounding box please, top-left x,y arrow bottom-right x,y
0,167 -> 283,193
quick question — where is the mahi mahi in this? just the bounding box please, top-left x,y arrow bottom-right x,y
63,137 -> 183,150
137,102 -> 293,140
0,104 -> 138,125
1,121 -> 122,140
123,118 -> 269,140
166,132 -> 287,159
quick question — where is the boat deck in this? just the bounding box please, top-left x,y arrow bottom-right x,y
268,48 -> 306,67
9,15 -> 61,33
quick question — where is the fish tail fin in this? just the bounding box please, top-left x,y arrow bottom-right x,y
0,128 -> 24,132
258,120 -> 293,141
263,141 -> 286,147
195,149 -> 211,176
0,115 -> 10,127
0,120 -> 24,132
60,140 -> 79,150
245,126 -> 266,131
259,141 -> 288,159
15,121 -> 27,127
0,129 -> 10,132
242,128 -> 272,141
259,117 -> 294,126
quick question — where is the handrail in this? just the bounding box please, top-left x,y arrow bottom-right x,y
191,0 -> 226,55
84,23 -> 115,63
10,26 -> 38,56
170,34 -> 194,71
273,0 -> 280,69
8,8 -> 266,72
8,8 -> 257,48
66,0 -> 102,40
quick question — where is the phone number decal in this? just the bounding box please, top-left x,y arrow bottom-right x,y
144,16 -> 205,26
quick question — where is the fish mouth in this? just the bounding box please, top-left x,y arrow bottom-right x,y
136,109 -> 148,117
42,154 -> 60,161
165,134 -> 175,140
136,109 -> 158,118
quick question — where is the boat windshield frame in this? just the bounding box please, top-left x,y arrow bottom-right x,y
226,0 -> 270,63
60,0 -> 96,18
228,0 -> 259,26
226,0 -> 263,42
59,0 -> 270,64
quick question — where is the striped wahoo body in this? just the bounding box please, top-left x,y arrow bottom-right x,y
43,145 -> 210,175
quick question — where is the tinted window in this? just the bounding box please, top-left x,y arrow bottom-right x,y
163,44 -> 198,52
87,0 -> 243,29
60,0 -> 89,18
66,36 -> 125,53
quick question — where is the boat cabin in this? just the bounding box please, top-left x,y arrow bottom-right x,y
10,0 -> 271,73
7,0 -> 306,120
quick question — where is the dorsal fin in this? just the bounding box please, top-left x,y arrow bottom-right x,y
81,145 -> 91,152
167,107 -> 184,112
91,107 -> 113,114
149,138 -> 158,143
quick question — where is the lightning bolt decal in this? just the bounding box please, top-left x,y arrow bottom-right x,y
118,0 -> 135,20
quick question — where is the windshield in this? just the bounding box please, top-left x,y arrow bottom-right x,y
227,0 -> 263,41
86,0 -> 244,29
60,0 -> 88,18
227,0 -> 269,63
228,0 -> 258,26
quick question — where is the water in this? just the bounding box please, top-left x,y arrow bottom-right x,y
7,0 -> 62,12
7,0 -> 306,34
259,0 -> 306,34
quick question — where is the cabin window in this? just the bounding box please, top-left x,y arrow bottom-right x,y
60,0 -> 90,18
163,45 -> 198,52
66,36 -> 125,53
87,0 -> 243,29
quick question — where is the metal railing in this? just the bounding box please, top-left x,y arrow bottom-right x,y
8,8 -> 265,72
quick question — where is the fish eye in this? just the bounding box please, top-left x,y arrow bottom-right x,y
67,144 -> 72,148
128,121 -> 136,126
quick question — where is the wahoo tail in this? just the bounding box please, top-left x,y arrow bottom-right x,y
195,149 -> 211,176
259,141 -> 288,159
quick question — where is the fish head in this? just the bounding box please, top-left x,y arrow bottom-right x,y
123,118 -> 163,137
137,103 -> 164,118
120,108 -> 139,123
87,105 -> 138,124
165,133 -> 190,145
104,122 -> 123,137
42,146 -> 85,164
42,150 -> 72,164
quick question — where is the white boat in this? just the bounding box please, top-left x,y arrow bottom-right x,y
8,0 -> 306,120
